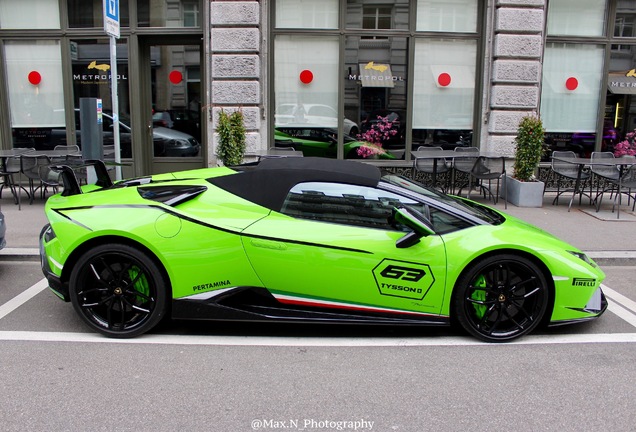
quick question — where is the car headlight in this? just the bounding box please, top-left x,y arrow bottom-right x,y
166,139 -> 188,148
567,250 -> 596,267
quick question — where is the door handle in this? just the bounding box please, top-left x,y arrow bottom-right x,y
249,238 -> 287,251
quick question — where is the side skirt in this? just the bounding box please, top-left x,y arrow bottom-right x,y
172,287 -> 449,326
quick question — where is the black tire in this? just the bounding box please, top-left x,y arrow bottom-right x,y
349,127 -> 359,137
453,254 -> 549,342
69,243 -> 169,338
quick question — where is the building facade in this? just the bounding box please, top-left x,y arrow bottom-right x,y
1,0 -> 635,177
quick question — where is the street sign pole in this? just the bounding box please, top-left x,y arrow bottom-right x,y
109,38 -> 121,180
104,0 -> 122,180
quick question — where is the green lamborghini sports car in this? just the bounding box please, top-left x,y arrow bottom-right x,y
275,127 -> 396,159
39,157 -> 606,342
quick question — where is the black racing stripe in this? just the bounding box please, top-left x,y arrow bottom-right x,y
52,204 -> 374,255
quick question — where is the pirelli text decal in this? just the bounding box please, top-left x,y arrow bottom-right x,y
572,278 -> 596,287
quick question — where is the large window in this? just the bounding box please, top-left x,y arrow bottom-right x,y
541,44 -> 605,157
412,39 -> 476,148
275,0 -> 338,29
541,0 -> 636,158
546,0 -> 607,37
67,0 -> 130,28
274,0 -> 480,161
416,0 -> 478,32
138,0 -> 201,27
0,0 -> 60,29
274,35 -> 341,153
5,41 -> 65,147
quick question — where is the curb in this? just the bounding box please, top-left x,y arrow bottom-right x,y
586,251 -> 636,267
0,248 -> 40,262
1,248 -> 635,266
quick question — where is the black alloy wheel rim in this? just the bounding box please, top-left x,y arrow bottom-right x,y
75,252 -> 156,332
464,260 -> 546,339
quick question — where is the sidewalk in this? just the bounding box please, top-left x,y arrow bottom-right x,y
1,191 -> 635,264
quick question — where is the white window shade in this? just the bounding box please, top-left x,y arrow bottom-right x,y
547,0 -> 607,37
412,39 -> 476,129
540,44 -> 604,133
0,0 -> 60,29
416,0 -> 477,33
274,35 -> 340,126
5,41 -> 65,128
275,0 -> 338,29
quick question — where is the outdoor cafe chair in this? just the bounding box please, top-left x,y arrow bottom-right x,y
550,150 -> 591,206
590,151 -> 620,207
600,155 -> 636,213
20,153 -> 53,203
413,146 -> 451,192
451,146 -> 479,194
457,155 -> 507,209
0,155 -> 20,204
0,148 -> 34,206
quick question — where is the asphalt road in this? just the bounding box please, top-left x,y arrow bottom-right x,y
1,262 -> 636,432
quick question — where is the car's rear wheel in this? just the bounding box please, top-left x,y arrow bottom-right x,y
453,254 -> 549,342
69,243 -> 169,338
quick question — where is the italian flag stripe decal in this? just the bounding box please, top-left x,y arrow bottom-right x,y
273,293 -> 437,317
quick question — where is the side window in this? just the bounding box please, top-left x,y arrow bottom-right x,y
281,182 -> 426,230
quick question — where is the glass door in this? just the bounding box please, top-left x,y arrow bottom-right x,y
137,37 -> 204,175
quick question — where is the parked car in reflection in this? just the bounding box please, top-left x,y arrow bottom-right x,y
15,110 -> 200,158
275,127 -> 396,160
152,109 -> 201,142
275,104 -> 359,136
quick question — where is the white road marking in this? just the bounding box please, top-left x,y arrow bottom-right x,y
607,300 -> 636,328
1,279 -> 636,346
602,284 -> 636,314
0,330 -> 636,346
0,279 -> 48,320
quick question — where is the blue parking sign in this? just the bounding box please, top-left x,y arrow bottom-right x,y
106,0 -> 119,20
104,0 -> 120,38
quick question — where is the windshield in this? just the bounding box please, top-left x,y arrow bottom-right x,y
380,174 -> 504,225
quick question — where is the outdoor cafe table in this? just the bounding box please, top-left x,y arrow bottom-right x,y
410,149 -> 502,191
551,154 -> 636,219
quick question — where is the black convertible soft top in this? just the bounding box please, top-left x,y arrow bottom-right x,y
208,157 -> 382,211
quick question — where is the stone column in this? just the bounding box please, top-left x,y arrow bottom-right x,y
484,0 -> 546,156
209,0 -> 262,165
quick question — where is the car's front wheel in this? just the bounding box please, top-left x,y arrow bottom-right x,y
453,254 -> 549,342
69,243 -> 169,338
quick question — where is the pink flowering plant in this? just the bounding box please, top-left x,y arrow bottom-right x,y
613,129 -> 636,157
355,115 -> 398,157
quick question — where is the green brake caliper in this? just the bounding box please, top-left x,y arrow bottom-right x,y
471,274 -> 487,319
128,266 -> 150,303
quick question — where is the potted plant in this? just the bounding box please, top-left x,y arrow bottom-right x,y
504,115 -> 546,207
216,109 -> 246,166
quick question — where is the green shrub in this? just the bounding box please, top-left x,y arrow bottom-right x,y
216,109 -> 246,166
513,115 -> 545,182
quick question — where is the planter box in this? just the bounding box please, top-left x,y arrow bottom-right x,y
502,175 -> 545,207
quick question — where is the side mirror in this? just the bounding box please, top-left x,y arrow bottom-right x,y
391,207 -> 436,248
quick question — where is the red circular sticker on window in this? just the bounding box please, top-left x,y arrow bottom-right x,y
565,77 -> 578,91
438,73 -> 451,87
299,70 -> 313,84
169,70 -> 183,84
28,71 -> 42,85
